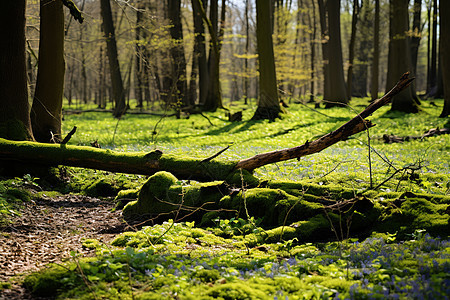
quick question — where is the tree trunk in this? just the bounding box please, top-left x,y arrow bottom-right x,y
243,0 -> 250,104
252,0 -> 282,120
352,0 -> 371,98
309,0 -> 317,103
0,74 -> 414,179
387,0 -> 419,113
324,0 -> 348,107
440,0 -> 450,117
318,0 -> 330,100
191,0 -> 208,106
426,0 -> 438,96
346,0 -> 360,100
30,0 -> 65,143
410,0 -> 422,76
100,0 -> 127,118
0,0 -> 34,141
134,5 -> 144,109
202,0 -> 225,112
168,0 -> 187,110
370,0 -> 380,101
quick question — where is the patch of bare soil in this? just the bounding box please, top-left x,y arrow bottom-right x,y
0,194 -> 128,299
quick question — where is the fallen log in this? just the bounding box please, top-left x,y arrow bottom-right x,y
382,127 -> 450,143
0,73 -> 414,181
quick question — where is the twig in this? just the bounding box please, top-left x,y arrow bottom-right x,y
200,144 -> 232,163
61,126 -> 77,144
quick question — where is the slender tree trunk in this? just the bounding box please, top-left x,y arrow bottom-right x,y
346,0 -> 360,100
427,0 -> 438,96
371,0 -> 380,101
309,0 -> 317,103
387,0 -> 419,113
352,0 -> 371,98
410,0 -> 422,76
191,0 -> 208,106
252,0 -> 282,120
168,0 -> 187,111
325,0 -> 348,107
244,0 -> 250,104
202,0 -> 225,111
318,0 -> 330,100
31,0 -> 65,143
0,0 -> 33,141
100,0 -> 127,118
134,6 -> 144,108
440,0 -> 450,117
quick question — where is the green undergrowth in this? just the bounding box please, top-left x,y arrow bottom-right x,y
24,222 -> 450,299
0,175 -> 35,226
4,97 -> 450,297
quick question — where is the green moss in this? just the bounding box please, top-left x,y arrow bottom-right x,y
206,282 -> 268,300
84,178 -> 119,197
23,264 -> 73,297
114,188 -> 139,210
0,281 -> 11,291
226,169 -> 260,187
0,119 -> 32,141
193,269 -> 220,283
376,197 -> 449,238
123,172 -> 228,222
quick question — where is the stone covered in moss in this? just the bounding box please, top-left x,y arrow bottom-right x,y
122,172 -> 227,222
114,188 -> 139,210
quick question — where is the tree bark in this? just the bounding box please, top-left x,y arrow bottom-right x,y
318,0 -> 330,101
426,0 -> 438,96
0,0 -> 34,141
370,0 -> 380,101
440,0 -> 450,117
324,0 -> 348,107
346,0 -> 360,100
410,0 -> 422,76
31,0 -> 65,143
0,74 -> 414,179
387,0 -> 420,113
252,0 -> 282,120
168,0 -> 187,110
192,0 -> 224,112
100,0 -> 127,118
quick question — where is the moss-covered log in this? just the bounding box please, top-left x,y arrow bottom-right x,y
0,139 -> 236,182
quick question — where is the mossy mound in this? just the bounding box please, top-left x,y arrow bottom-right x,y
121,173 -> 449,242
122,172 -> 227,222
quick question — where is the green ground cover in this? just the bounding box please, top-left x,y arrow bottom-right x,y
2,98 -> 449,298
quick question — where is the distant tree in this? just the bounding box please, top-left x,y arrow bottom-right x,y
426,0 -> 438,96
324,0 -> 348,107
100,0 -> 127,118
0,0 -> 33,141
370,0 -> 380,100
317,0 -> 330,100
31,0 -> 65,143
346,0 -> 360,99
440,0 -> 450,117
190,0 -> 208,106
410,0 -> 422,76
167,0 -> 187,110
387,0 -> 420,113
252,0 -> 282,120
204,0 -> 225,111
352,0 -> 372,98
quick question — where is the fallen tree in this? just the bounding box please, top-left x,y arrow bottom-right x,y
0,73 -> 414,181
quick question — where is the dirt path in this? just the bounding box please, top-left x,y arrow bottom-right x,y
0,194 -> 127,299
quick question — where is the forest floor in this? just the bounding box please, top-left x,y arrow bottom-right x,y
0,193 -> 127,299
